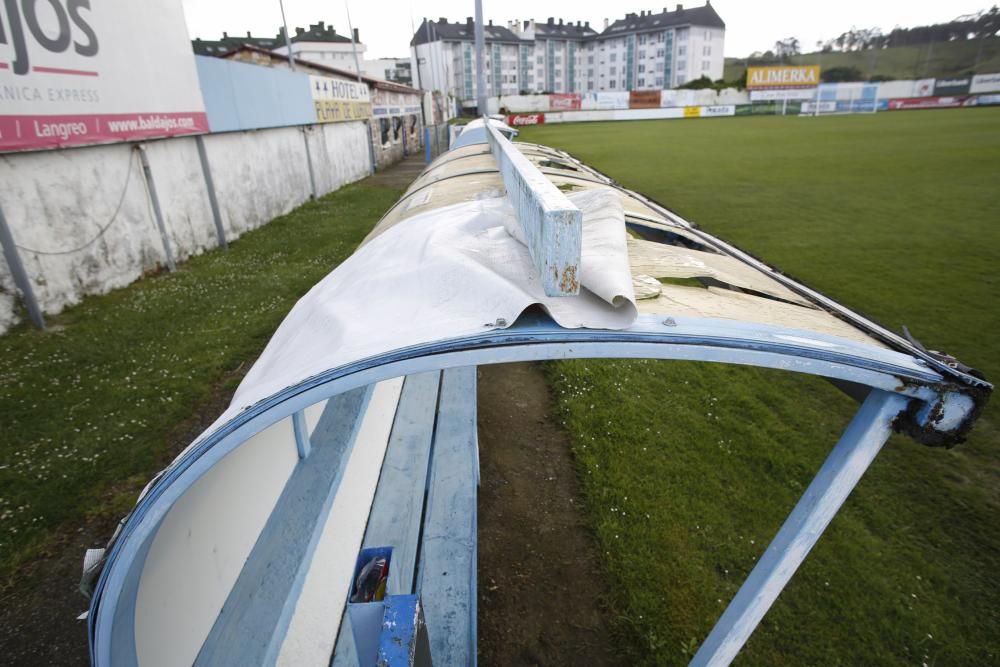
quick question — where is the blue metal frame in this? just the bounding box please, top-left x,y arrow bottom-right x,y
86,305 -> 986,666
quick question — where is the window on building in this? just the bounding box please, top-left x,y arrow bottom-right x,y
639,34 -> 648,45
678,45 -> 686,56
655,76 -> 664,87
639,49 -> 646,59
379,117 -> 390,145
638,63 -> 645,73
676,73 -> 686,84
638,77 -> 645,87
677,60 -> 686,71
408,114 -> 418,135
702,60 -> 710,71
703,45 -> 711,56
587,68 -> 594,76
392,116 -> 402,142
536,55 -> 543,64
677,29 -> 688,42
656,48 -> 665,57
705,30 -> 711,40
587,81 -> 594,90
555,56 -> 561,64
609,80 -> 616,89
588,43 -> 595,51
588,55 -> 594,64
610,66 -> 616,75
610,52 -> 617,62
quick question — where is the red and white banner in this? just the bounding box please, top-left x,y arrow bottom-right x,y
0,0 -> 208,152
506,113 -> 545,126
885,96 -> 975,111
548,93 -> 581,111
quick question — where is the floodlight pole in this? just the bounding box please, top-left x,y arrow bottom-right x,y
345,1 -> 363,83
474,0 -> 488,115
279,0 -> 296,71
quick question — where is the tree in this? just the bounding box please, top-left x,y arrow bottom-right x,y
821,66 -> 864,82
774,37 -> 801,59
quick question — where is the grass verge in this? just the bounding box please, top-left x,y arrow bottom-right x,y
521,109 -> 1000,665
0,181 -> 403,582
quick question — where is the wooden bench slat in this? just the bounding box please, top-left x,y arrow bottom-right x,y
418,366 -> 479,667
331,371 -> 442,667
366,371 -> 443,594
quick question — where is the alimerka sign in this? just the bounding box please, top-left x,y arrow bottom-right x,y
0,0 -> 208,152
747,65 -> 821,89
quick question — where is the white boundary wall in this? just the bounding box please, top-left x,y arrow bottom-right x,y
0,122 -> 371,333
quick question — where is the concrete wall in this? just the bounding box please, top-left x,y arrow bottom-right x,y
0,121 -> 371,334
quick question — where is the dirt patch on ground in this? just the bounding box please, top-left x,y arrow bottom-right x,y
0,361 -> 251,666
367,154 -> 427,189
477,362 -> 625,667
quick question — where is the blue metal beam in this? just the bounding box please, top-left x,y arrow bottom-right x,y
89,315 -> 965,663
690,389 -> 909,666
485,121 -> 582,297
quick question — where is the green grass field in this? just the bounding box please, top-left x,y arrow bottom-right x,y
519,109 -> 1000,665
0,183 -> 403,579
723,38 -> 1000,81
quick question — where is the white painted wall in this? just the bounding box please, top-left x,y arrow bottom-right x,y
134,416 -> 300,667
0,121 -> 371,334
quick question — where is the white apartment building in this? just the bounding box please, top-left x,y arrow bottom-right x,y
271,22 -> 366,68
409,3 -> 726,102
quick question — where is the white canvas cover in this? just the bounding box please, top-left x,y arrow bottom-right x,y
205,188 -> 636,436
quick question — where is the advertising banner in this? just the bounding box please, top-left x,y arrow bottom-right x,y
801,101 -> 837,114
683,106 -> 700,118
660,90 -> 696,107
976,93 -> 1000,105
934,77 -> 971,95
581,91 -> 629,110
700,105 -> 736,117
506,113 -> 545,126
914,78 -> 935,96
971,73 -> 1000,94
629,90 -> 661,109
749,88 -> 817,101
885,96 -> 974,110
549,93 -> 581,111
746,65 -> 821,89
312,76 -> 372,122
0,0 -> 208,152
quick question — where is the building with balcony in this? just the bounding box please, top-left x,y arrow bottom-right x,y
409,2 -> 725,101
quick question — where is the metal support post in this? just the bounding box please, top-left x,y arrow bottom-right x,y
302,126 -> 318,199
424,126 -> 432,164
195,135 -> 227,249
690,389 -> 908,666
137,145 -> 176,273
474,0 -> 488,115
0,201 -> 45,329
365,120 -> 377,175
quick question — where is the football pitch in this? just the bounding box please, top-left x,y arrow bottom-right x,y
518,109 -> 1000,665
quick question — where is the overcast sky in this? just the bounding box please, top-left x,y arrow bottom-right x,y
182,1 -> 992,60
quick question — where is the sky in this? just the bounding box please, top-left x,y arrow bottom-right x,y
182,0 -> 993,60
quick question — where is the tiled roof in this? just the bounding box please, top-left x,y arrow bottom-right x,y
410,18 -> 522,46
604,4 -> 725,34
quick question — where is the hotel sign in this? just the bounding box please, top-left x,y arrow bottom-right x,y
747,66 -> 821,90
310,75 -> 372,123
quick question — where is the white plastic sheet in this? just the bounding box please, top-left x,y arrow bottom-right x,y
224,188 -> 636,420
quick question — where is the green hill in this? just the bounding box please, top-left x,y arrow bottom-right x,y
724,37 -> 1000,82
